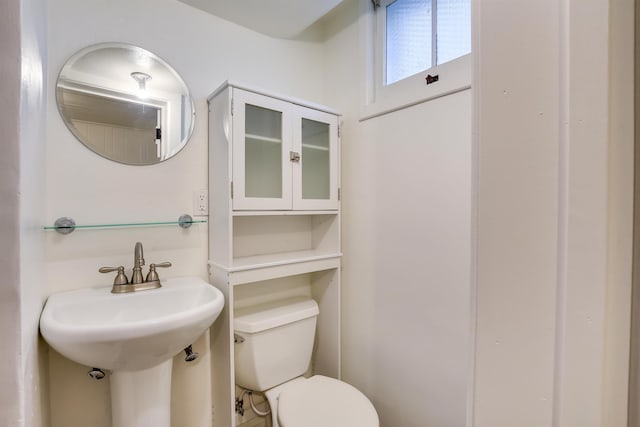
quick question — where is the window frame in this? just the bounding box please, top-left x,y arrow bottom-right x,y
361,0 -> 471,121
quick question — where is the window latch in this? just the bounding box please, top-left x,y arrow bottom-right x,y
426,74 -> 439,85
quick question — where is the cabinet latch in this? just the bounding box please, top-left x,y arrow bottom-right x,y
290,151 -> 301,162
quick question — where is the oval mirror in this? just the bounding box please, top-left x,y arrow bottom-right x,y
56,43 -> 195,165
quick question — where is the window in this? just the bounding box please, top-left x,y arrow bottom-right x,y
363,0 -> 471,119
383,0 -> 470,85
385,0 -> 433,84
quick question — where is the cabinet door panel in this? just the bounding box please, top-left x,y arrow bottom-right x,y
232,90 -> 292,210
301,118 -> 331,199
293,108 -> 339,210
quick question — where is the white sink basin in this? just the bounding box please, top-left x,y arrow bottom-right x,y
40,276 -> 224,371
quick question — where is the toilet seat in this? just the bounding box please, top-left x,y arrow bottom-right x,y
277,375 -> 379,427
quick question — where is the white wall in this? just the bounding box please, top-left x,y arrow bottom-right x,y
473,0 -> 561,422
628,4 -> 640,425
605,2 -> 635,424
473,1 -> 634,426
44,1 -> 327,426
322,1 -> 634,427
0,0 -> 24,424
20,0 -> 48,425
0,0 -> 48,426
323,2 -> 472,426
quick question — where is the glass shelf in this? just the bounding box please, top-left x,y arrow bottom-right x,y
45,215 -> 206,234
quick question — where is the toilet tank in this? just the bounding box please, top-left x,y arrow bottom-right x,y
234,297 -> 319,391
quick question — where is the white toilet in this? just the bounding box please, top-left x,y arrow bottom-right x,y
234,297 -> 379,427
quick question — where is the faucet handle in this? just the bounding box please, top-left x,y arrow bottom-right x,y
145,262 -> 172,283
153,262 -> 172,268
99,266 -> 129,285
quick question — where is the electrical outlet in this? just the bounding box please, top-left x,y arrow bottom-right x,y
194,189 -> 208,216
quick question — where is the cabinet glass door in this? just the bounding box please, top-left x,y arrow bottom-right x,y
244,104 -> 282,198
293,108 -> 339,210
233,90 -> 292,210
301,118 -> 330,199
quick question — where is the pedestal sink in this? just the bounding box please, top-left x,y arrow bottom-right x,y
39,276 -> 224,427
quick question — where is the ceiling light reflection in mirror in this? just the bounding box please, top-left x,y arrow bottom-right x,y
56,43 -> 195,166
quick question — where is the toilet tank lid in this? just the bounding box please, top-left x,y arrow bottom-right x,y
234,297 -> 319,334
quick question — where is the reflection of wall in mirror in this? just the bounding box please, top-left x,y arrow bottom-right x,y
60,89 -> 160,165
72,120 -> 158,165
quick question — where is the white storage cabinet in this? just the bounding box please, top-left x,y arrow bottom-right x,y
230,85 -> 339,211
207,82 -> 342,427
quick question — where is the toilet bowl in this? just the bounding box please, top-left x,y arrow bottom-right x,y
269,375 -> 378,427
234,297 -> 378,427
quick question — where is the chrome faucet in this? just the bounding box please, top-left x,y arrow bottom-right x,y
99,241 -> 172,293
131,242 -> 145,284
